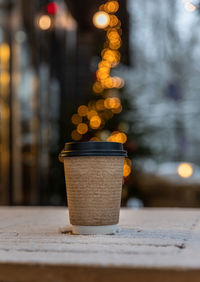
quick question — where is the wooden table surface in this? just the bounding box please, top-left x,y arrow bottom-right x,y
0,207 -> 200,282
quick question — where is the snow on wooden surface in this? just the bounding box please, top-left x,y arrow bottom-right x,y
0,207 -> 200,281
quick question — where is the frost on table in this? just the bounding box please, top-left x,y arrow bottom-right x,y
0,207 -> 200,282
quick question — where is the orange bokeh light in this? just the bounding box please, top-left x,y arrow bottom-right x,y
96,99 -> 105,111
90,115 -> 101,129
71,114 -> 82,125
107,131 -> 127,144
93,81 -> 104,94
78,105 -> 88,116
90,137 -> 100,141
77,123 -> 88,134
109,15 -> 119,27
123,163 -> 131,177
71,130 -> 82,141
104,1 -> 119,13
87,110 -> 98,120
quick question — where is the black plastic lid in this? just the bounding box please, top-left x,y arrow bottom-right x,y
59,141 -> 127,158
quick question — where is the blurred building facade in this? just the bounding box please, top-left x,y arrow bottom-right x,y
0,0 -> 129,205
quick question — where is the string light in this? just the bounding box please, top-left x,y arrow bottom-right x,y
77,123 -> 88,134
70,0 -> 127,170
71,130 -> 82,141
104,1 -> 119,13
107,131 -> 127,144
123,163 -> 131,177
71,114 -> 82,125
93,11 -> 110,29
90,116 -> 101,129
87,110 -> 98,120
38,15 -> 51,30
78,105 -> 88,116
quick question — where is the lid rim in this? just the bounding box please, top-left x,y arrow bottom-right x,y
60,141 -> 128,158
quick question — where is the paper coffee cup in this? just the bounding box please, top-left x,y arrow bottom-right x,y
59,141 -> 127,235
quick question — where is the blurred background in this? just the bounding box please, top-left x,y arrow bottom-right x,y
1,0 -> 200,207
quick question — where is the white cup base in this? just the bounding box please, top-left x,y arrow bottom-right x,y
72,224 -> 118,235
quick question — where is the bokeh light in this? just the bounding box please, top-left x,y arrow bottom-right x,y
104,1 -> 119,13
0,43 -> 10,63
111,104 -> 122,114
77,123 -> 88,134
90,115 -> 101,129
93,81 -> 104,94
109,15 -> 119,27
123,163 -> 131,177
46,2 -> 58,14
96,99 -> 105,111
104,97 -> 121,109
107,131 -> 127,144
38,15 -> 51,30
90,137 -> 100,141
0,71 -> 10,86
177,163 -> 193,178
93,11 -> 110,29
87,110 -> 98,120
71,114 -> 82,125
71,130 -> 82,141
78,105 -> 88,116
100,109 -> 114,120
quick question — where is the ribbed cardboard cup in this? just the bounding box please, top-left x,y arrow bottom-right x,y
59,142 -> 127,235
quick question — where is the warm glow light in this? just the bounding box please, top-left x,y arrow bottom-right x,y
88,100 -> 96,110
90,137 -> 100,141
93,11 -> 110,29
71,114 -> 82,125
100,110 -> 113,120
184,2 -> 196,12
87,110 -> 98,120
104,97 -> 120,109
96,99 -> 105,111
38,15 -> 51,30
0,71 -> 10,85
104,1 -> 119,13
77,123 -> 88,134
112,76 -> 124,88
111,104 -> 122,114
90,116 -> 101,129
177,163 -> 193,178
71,130 -> 82,141
102,77 -> 114,88
96,68 -> 110,80
93,81 -> 104,93
98,60 -> 111,69
107,131 -> 127,144
78,105 -> 88,116
109,15 -> 119,27
102,49 -> 120,67
125,158 -> 132,167
0,43 -> 10,63
123,163 -> 131,177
